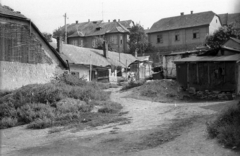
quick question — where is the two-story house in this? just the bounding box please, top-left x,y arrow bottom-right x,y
66,20 -> 134,53
147,11 -> 222,54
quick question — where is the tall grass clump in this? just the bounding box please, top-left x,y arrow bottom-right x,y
206,103 -> 240,150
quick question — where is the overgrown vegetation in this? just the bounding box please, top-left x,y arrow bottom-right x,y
206,24 -> 240,48
0,74 -> 122,129
206,102 -> 240,150
121,80 -> 146,91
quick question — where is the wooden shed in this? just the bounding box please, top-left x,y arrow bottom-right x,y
174,54 -> 240,94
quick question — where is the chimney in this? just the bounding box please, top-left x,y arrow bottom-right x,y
113,19 -> 116,22
191,11 -> 193,14
103,41 -> 108,58
135,48 -> 138,57
76,20 -> 78,24
108,20 -> 110,22
118,19 -> 120,22
57,36 -> 63,53
181,12 -> 184,16
88,19 -> 90,22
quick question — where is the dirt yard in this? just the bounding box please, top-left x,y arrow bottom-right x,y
1,87 -> 239,156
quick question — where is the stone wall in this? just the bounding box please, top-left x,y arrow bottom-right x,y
0,61 -> 62,90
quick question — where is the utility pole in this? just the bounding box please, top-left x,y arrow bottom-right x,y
63,13 -> 68,44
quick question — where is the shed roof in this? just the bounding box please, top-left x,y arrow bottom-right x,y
90,49 -> 137,67
148,11 -> 216,33
50,43 -> 110,67
174,54 -> 240,63
50,43 -> 136,67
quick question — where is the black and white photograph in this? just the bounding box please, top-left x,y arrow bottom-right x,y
0,0 -> 240,155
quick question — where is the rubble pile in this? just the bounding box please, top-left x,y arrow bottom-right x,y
187,87 -> 234,100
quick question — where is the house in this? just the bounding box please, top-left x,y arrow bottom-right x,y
50,40 -> 136,83
218,13 -> 240,30
0,5 -> 67,90
62,19 -> 134,53
146,11 -> 222,78
174,38 -> 240,94
147,11 -> 222,53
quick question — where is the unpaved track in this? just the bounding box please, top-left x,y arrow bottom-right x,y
1,88 -> 239,156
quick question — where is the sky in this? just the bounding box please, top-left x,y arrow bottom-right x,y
1,0 -> 240,34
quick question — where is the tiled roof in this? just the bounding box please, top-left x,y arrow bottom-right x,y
148,11 -> 216,33
50,43 -> 136,67
218,13 -> 240,28
67,20 -> 130,38
174,54 -> 240,63
119,20 -> 134,29
0,5 -> 26,19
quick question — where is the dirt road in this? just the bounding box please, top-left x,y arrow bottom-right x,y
1,88 -> 239,156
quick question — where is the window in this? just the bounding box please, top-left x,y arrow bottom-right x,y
175,33 -> 180,41
120,35 -> 123,45
92,38 -> 96,47
157,34 -> 163,43
80,40 -> 83,47
193,29 -> 200,39
110,35 -> 117,44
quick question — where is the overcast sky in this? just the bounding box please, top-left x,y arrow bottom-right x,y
1,0 -> 240,34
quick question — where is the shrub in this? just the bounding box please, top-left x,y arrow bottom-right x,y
97,101 -> 123,114
207,103 -> 240,149
27,117 -> 53,129
0,117 -> 18,128
17,103 -> 55,124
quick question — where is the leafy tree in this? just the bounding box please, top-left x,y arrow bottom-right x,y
94,37 -> 113,51
42,32 -> 52,42
52,26 -> 75,41
127,24 -> 155,55
206,24 -> 240,48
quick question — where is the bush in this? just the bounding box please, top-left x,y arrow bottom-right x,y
17,103 -> 55,124
207,103 -> 240,149
27,117 -> 53,129
0,117 -> 18,129
0,74 -> 122,129
97,101 -> 123,114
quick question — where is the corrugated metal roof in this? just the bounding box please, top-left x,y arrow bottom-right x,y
174,54 -> 240,63
148,11 -> 216,33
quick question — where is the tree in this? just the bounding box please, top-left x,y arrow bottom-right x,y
206,24 -> 240,48
94,37 -> 113,51
127,24 -> 155,55
42,32 -> 52,42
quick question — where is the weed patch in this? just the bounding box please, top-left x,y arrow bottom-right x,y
206,102 -> 240,150
0,75 -> 122,129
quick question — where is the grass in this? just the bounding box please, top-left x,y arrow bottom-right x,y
0,74 -> 123,129
206,102 -> 240,150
